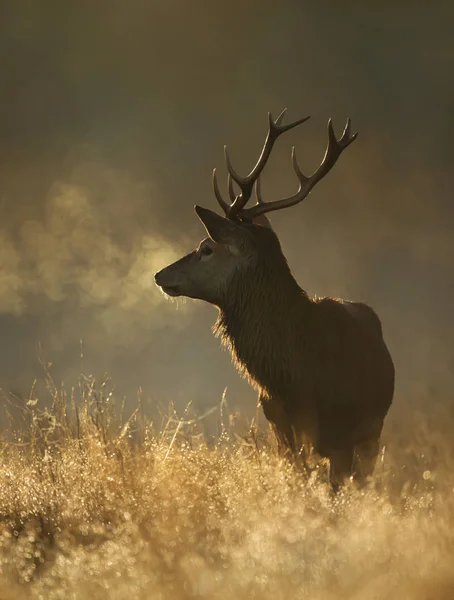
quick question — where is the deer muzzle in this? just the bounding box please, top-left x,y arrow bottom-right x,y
154,269 -> 182,297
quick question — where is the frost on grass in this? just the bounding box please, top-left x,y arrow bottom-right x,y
0,375 -> 453,600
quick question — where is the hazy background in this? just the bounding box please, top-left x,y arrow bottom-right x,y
0,1 -> 453,443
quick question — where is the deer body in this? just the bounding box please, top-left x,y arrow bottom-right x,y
154,110 -> 394,486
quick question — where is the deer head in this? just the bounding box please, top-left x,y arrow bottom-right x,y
154,109 -> 357,307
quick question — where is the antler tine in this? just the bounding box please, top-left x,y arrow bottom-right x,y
224,146 -> 243,187
342,117 -> 351,141
275,108 -> 287,126
239,118 -> 358,220
290,146 -> 309,184
222,110 -> 310,219
339,117 -> 358,147
274,113 -> 311,134
212,168 -> 231,217
255,178 -> 264,204
227,174 -> 237,202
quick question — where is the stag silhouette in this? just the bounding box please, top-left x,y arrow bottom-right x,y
155,110 -> 394,487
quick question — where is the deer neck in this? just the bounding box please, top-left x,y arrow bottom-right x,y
214,259 -> 311,393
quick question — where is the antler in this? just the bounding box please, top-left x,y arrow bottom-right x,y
213,112 -> 358,221
212,109 -> 310,220
239,118 -> 357,220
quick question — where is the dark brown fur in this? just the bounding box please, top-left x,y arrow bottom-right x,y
213,224 -> 394,485
155,209 -> 394,486
155,112 -> 391,486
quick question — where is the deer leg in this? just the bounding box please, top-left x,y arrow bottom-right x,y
271,423 -> 297,456
259,393 -> 299,456
352,418 -> 384,486
328,444 -> 354,490
353,436 -> 380,486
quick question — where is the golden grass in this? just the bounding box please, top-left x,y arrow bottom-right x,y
0,375 -> 454,600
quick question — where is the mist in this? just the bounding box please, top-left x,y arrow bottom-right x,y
1,1 -> 453,450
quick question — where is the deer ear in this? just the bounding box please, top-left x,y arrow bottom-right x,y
194,206 -> 239,244
252,214 -> 273,229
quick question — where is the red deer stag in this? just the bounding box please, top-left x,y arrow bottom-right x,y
154,110 -> 394,487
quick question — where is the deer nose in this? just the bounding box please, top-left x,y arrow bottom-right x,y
154,270 -> 163,285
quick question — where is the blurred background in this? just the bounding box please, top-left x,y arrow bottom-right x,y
0,1 -> 453,446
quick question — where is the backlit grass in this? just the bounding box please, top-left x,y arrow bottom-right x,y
0,373 -> 453,600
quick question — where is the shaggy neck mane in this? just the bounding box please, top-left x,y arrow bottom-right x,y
214,249 -> 311,394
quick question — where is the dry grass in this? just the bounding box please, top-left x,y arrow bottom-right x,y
0,374 -> 454,600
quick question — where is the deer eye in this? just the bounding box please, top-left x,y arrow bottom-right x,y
200,245 -> 213,257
